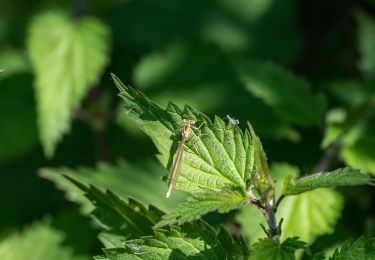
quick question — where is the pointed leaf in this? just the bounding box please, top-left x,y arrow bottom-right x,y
112,74 -> 252,221
27,12 -> 111,157
156,187 -> 247,227
63,175 -> 163,244
237,163 -> 344,243
282,168 -> 375,196
40,159 -> 185,213
100,221 -> 249,259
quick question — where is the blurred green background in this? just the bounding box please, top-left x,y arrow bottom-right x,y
0,0 -> 375,258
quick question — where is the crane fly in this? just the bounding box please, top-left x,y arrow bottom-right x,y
166,119 -> 200,198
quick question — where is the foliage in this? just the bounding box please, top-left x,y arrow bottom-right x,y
27,12 -> 111,157
329,236 -> 375,259
237,163 -> 344,243
250,237 -> 310,260
1,1 -> 375,259
0,221 -> 85,260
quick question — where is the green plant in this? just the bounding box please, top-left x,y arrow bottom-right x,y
44,74 -> 374,259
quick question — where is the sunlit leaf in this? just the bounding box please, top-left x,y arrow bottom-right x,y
27,12 -> 111,157
282,168 -> 374,196
113,74 -> 252,223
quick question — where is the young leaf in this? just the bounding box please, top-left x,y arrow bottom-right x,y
329,236 -> 375,259
0,221 -> 85,260
237,163 -> 344,243
282,168 -> 375,196
40,159 -> 185,213
113,74 -> 252,222
27,12 -> 111,157
250,237 -> 310,260
231,58 -> 326,126
63,175 -> 163,245
99,221 -> 249,259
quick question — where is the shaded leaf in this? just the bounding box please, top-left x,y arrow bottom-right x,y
40,159 -> 185,213
63,175 -> 163,245
357,11 -> 375,80
27,12 -> 111,157
231,58 -> 326,126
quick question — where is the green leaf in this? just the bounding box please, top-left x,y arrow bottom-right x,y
329,236 -> 375,259
113,74 -> 252,221
40,159 -> 186,213
27,12 -> 111,157
231,58 -> 326,126
0,220 -> 85,260
237,163 -> 344,243
357,11 -> 375,80
100,221 -> 249,259
282,168 -> 374,196
278,188 -> 343,242
62,175 -> 163,245
156,187 -> 247,227
250,237 -> 310,260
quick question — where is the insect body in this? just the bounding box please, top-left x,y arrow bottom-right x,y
226,115 -> 240,125
166,119 -> 197,198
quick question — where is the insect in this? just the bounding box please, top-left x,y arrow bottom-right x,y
226,115 -> 240,125
166,119 -> 202,198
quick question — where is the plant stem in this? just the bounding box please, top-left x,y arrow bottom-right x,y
266,208 -> 280,244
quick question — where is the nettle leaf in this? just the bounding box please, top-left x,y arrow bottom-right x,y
63,175 -> 163,246
250,237 -> 310,260
40,159 -> 185,213
282,168 -> 375,196
0,220 -> 85,260
329,236 -> 375,259
27,12 -> 111,157
156,187 -> 245,227
278,188 -> 343,243
113,74 -> 252,223
101,222 -> 249,260
357,11 -> 375,79
231,58 -> 326,126
237,163 -> 344,243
